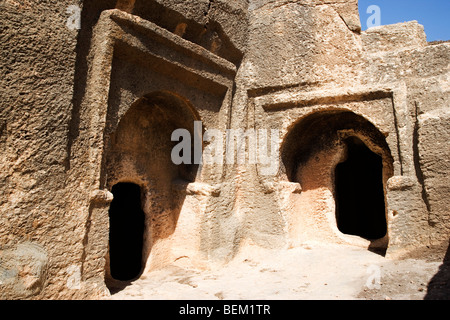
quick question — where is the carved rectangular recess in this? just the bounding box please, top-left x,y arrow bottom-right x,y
100,9 -> 237,98
248,84 -> 406,178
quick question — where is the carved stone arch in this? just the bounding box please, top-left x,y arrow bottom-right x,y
280,109 -> 394,182
103,90 -> 203,288
103,90 -> 202,187
280,109 -> 394,251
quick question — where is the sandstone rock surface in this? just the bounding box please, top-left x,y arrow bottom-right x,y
0,0 -> 448,299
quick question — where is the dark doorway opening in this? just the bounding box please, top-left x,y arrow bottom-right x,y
108,182 -> 145,281
335,137 -> 387,240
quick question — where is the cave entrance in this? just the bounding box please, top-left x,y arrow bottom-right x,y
108,182 -> 145,281
280,110 -> 394,248
335,136 -> 387,240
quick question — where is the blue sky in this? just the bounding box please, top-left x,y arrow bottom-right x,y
358,0 -> 450,41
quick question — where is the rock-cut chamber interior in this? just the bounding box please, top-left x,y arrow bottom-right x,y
108,182 -> 145,281
335,136 -> 387,240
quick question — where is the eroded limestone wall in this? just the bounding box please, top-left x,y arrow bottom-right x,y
1,0 -> 449,300
0,0 -> 83,299
235,1 -> 449,258
361,21 -> 450,254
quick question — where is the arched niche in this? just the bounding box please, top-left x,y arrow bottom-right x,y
103,91 -> 202,289
280,110 -> 394,250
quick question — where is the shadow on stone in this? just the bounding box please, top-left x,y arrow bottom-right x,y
425,239 -> 450,300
